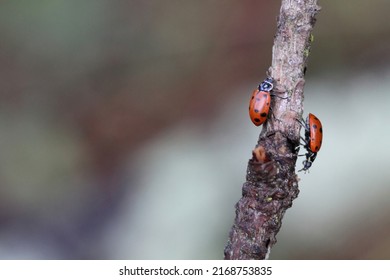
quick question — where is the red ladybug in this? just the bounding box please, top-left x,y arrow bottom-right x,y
248,78 -> 273,126
298,113 -> 323,172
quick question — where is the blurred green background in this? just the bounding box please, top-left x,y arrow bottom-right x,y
1,0 -> 390,259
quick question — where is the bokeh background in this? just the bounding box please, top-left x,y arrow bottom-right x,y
1,0 -> 390,259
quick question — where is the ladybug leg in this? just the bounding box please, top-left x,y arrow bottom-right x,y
309,152 -> 317,163
272,83 -> 287,93
299,136 -> 308,146
295,117 -> 307,128
270,92 -> 289,100
297,150 -> 310,157
297,137 -> 309,156
270,82 -> 289,100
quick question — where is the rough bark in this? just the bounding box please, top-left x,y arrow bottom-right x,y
224,0 -> 321,260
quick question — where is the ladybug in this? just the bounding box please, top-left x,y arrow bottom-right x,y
248,78 -> 273,126
298,113 -> 323,172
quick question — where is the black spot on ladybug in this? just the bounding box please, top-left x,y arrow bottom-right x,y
254,118 -> 260,123
319,127 -> 323,134
260,112 -> 267,117
251,96 -> 254,99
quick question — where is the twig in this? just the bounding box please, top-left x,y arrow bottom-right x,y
224,0 -> 321,260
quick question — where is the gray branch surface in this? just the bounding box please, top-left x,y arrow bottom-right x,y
224,0 -> 320,260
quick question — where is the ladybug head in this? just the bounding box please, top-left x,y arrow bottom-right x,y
264,77 -> 274,84
259,77 -> 274,92
298,159 -> 312,172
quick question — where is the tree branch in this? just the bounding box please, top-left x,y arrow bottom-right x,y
224,0 -> 321,260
